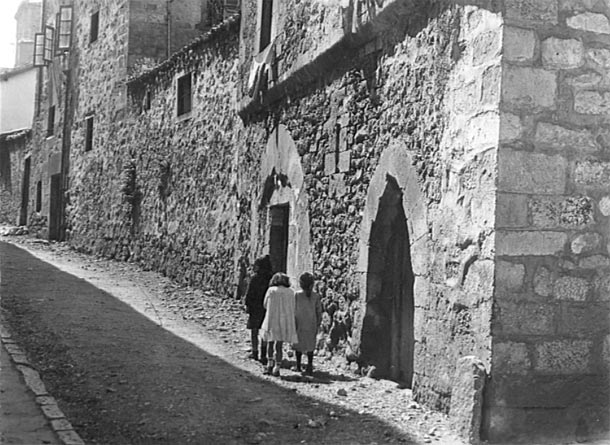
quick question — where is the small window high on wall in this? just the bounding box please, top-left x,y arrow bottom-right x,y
259,0 -> 273,50
47,106 -> 55,137
56,5 -> 73,53
177,73 -> 192,117
35,181 -> 42,212
90,11 -> 99,43
84,116 -> 94,151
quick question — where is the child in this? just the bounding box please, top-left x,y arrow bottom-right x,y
293,272 -> 322,376
244,255 -> 273,364
259,272 -> 297,377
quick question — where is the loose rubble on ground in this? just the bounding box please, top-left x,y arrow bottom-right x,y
1,228 -> 464,445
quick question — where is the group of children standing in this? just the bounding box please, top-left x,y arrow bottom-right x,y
244,255 -> 322,378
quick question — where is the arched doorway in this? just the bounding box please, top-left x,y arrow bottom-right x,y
361,175 -> 414,385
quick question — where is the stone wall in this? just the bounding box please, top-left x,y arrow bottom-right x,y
489,0 -> 610,442
24,0 -> 67,238
0,132 -> 29,225
68,19 -> 242,296
238,0 -> 501,413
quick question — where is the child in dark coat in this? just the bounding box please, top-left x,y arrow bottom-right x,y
244,255 -> 273,364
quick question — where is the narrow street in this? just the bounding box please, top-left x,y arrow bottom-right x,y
0,238 -> 463,445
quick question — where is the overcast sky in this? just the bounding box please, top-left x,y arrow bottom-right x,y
0,0 -> 27,69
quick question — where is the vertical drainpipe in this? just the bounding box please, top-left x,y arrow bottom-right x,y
58,2 -> 74,242
36,0 -> 47,116
167,0 -> 174,59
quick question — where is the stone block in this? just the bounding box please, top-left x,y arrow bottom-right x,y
495,300 -> 556,335
472,30 -> 502,66
496,260 -> 525,291
541,38 -> 585,69
464,111 -> 500,155
553,276 -> 590,301
502,66 -> 557,110
498,150 -> 566,195
324,152 -> 336,175
558,303 -> 609,337
567,12 -> 610,34
567,72 -> 603,89
496,230 -> 567,256
41,403 -> 64,419
534,122 -> 597,152
534,265 -> 554,297
579,254 -> 610,269
51,418 -> 73,431
481,66 -> 501,106
603,334 -> 610,366
504,27 -> 537,62
575,160 -> 610,187
599,196 -> 610,216
574,91 -> 610,115
499,112 -> 522,142
529,195 -> 594,229
595,275 -> 610,301
337,150 -> 350,172
497,193 -> 528,228
488,374 -> 600,408
16,365 -> 48,396
506,0 -> 558,25
570,232 -> 602,254
449,356 -> 487,445
56,430 -> 86,445
493,342 -> 531,374
586,48 -> 610,69
534,340 -> 592,374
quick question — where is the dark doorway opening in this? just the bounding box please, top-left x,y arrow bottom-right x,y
49,174 -> 61,240
19,157 -> 31,226
361,176 -> 414,386
269,204 -> 289,273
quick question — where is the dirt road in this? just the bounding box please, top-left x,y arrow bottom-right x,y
0,239 -> 464,444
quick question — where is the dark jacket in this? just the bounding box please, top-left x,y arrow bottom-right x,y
245,271 -> 272,329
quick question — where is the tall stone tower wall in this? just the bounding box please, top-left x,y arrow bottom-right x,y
490,0 -> 610,442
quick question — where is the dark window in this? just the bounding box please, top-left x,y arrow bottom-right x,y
35,180 -> 42,212
85,116 -> 94,152
47,106 -> 55,136
177,73 -> 192,116
259,0 -> 273,50
143,90 -> 152,111
90,11 -> 99,43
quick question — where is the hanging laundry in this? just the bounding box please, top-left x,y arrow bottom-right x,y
247,40 -> 276,100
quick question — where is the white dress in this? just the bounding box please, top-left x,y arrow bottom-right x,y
259,285 -> 298,343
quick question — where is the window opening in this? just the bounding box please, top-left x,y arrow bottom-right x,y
33,33 -> 45,66
177,73 -> 192,116
90,11 -> 99,43
56,6 -> 73,53
35,180 -> 42,212
259,0 -> 273,50
334,124 -> 341,174
47,106 -> 55,137
85,116 -> 94,152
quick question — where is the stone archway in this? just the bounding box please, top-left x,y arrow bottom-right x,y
257,124 -> 312,280
352,142 -> 430,387
360,175 -> 414,383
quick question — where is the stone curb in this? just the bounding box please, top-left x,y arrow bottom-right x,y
0,315 -> 86,445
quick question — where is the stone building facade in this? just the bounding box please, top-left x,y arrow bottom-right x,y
14,0 -> 42,68
4,0 -> 609,443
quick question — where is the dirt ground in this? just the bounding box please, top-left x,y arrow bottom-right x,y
1,236 -> 469,445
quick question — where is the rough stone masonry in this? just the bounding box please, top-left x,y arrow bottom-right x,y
4,0 -> 609,444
